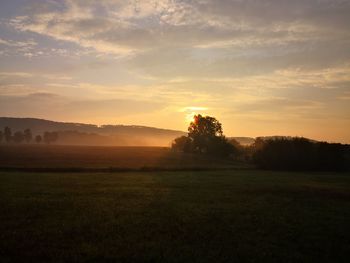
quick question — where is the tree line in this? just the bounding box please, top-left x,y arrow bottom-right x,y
250,137 -> 348,171
0,127 -> 58,144
172,115 -> 349,171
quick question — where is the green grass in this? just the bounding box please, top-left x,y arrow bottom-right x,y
0,170 -> 349,262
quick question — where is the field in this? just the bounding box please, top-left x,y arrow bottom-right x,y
0,145 -> 242,171
1,170 -> 350,262
0,145 -> 349,262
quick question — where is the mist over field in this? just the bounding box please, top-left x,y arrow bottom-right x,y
0,117 -> 257,146
0,117 -> 185,146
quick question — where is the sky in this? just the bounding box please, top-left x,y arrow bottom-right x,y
0,0 -> 349,143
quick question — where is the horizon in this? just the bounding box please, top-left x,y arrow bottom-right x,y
1,1 -> 350,144
1,116 -> 348,144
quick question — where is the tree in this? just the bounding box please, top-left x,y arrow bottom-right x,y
188,114 -> 225,154
0,131 -> 3,143
24,128 -> 32,143
4,127 -> 12,143
43,132 -> 59,144
171,135 -> 192,152
13,131 -> 24,144
172,114 -> 236,157
188,114 -> 223,139
252,137 -> 346,171
35,135 -> 42,144
228,138 -> 244,157
51,132 -> 58,143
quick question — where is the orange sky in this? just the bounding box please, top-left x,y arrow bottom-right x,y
0,0 -> 349,143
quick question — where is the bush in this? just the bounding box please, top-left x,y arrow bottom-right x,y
252,137 -> 346,171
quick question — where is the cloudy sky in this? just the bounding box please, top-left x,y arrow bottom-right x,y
0,0 -> 349,142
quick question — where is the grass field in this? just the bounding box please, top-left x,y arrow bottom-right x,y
1,170 -> 349,262
0,145 -> 242,171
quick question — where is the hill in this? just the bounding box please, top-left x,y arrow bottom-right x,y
0,117 -> 185,146
228,136 -> 255,145
0,117 -> 257,146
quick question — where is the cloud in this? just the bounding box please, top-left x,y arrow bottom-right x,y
3,0 -> 348,83
196,0 -> 350,30
0,71 -> 33,78
0,37 -> 37,48
7,0 -> 349,56
0,37 -> 38,57
233,97 -> 323,113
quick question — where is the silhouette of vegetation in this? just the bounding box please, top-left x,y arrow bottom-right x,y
4,127 -> 12,143
0,117 -> 184,147
35,135 -> 42,144
1,122 -> 348,172
43,132 -> 59,144
173,119 -> 349,171
13,131 -> 25,144
0,127 -> 58,145
172,115 -> 236,158
252,137 -> 347,171
227,138 -> 247,160
172,135 -> 191,152
23,128 -> 32,143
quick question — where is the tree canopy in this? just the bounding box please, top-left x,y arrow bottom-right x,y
252,137 -> 347,171
188,115 -> 223,138
24,128 -> 33,143
43,132 -> 58,144
172,114 -> 236,157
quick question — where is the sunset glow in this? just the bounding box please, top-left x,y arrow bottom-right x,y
0,1 -> 350,143
181,107 -> 208,124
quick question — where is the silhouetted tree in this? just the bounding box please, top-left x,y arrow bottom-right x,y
228,138 -> 245,158
4,127 -> 12,143
172,135 -> 192,152
43,132 -> 49,144
188,115 -> 223,138
35,135 -> 42,144
172,114 -> 235,157
24,128 -> 32,143
188,114 -> 224,154
43,132 -> 58,144
13,131 -> 24,144
252,137 -> 346,171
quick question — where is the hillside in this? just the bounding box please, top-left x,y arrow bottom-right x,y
0,117 -> 185,146
0,117 -> 257,146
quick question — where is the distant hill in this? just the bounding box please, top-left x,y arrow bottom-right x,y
0,117 -> 258,146
228,137 -> 255,146
0,117 -> 185,146
256,136 -> 319,143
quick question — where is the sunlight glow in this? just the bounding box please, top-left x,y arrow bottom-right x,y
185,112 -> 197,124
181,107 -> 209,112
181,107 -> 209,124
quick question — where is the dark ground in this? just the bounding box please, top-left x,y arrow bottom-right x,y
0,144 -> 242,171
1,170 -> 349,262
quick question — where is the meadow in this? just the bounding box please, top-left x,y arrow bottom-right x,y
0,145 -> 242,171
0,170 -> 349,262
0,145 -> 349,262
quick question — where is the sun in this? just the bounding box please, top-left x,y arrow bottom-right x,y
181,106 -> 208,124
185,112 -> 197,123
